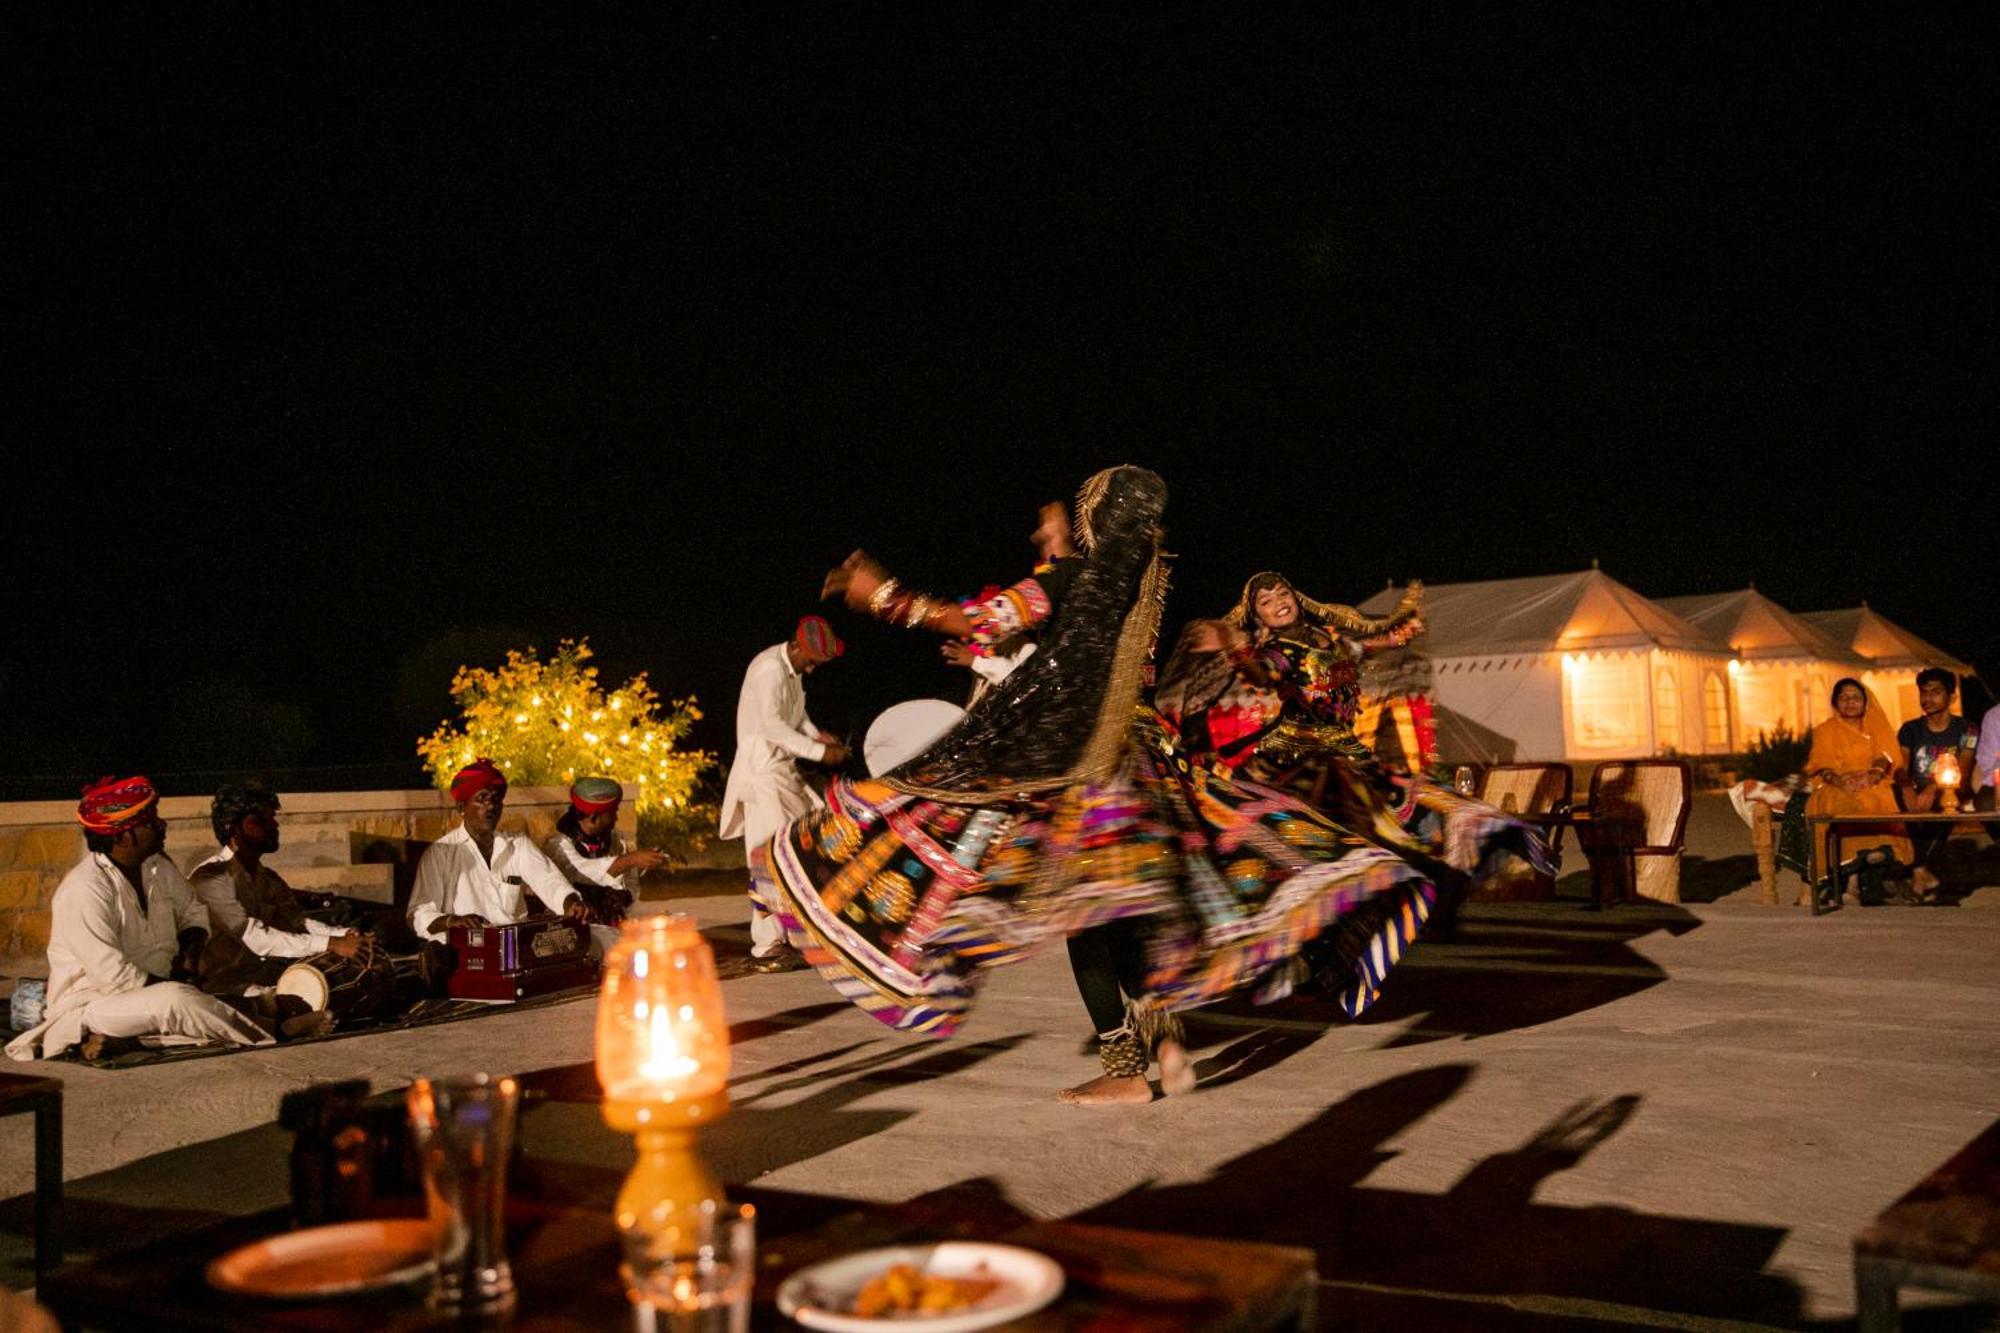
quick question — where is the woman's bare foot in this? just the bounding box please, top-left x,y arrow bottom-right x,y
1912,867 -> 1941,899
1057,1074 -> 1154,1106
1158,1040 -> 1195,1097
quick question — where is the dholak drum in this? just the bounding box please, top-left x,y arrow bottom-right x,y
275,951 -> 402,1022
864,698 -> 966,777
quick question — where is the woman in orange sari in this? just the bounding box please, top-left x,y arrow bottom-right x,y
1803,677 -> 1913,894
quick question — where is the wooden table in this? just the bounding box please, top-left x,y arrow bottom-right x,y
1854,1117 -> 2000,1330
0,1071 -> 62,1277
1807,811 -> 2000,915
38,1178 -> 1317,1330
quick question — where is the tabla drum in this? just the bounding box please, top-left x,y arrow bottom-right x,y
275,951 -> 400,1022
864,698 -> 966,777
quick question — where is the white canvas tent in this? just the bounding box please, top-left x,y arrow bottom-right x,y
1358,568 -> 1739,762
1797,605 -> 1975,728
1655,587 -> 1869,741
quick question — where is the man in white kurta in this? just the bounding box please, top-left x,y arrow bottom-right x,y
408,758 -> 615,955
718,616 -> 848,965
7,776 -> 273,1062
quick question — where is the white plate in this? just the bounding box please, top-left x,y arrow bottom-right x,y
206,1218 -> 437,1299
777,1241 -> 1064,1332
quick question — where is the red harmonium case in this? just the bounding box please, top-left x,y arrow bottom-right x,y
446,915 -> 595,1001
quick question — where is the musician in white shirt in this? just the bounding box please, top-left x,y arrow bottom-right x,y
7,776 -> 275,1062
408,759 -> 598,948
718,616 -> 848,968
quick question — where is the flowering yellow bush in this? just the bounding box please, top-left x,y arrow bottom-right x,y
417,639 -> 715,848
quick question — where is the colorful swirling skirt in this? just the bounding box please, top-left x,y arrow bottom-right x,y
751,736 -> 1443,1037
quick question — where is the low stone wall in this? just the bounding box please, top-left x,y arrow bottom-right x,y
0,787 -> 624,974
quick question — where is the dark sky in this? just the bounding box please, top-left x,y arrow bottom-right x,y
6,10 -> 1992,800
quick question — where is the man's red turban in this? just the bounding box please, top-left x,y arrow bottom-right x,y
449,758 -> 509,804
794,615 -> 845,660
78,775 -> 159,835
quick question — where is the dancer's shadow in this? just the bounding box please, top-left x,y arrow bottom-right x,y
1351,902 -> 1703,1048
1073,1071 -> 1805,1327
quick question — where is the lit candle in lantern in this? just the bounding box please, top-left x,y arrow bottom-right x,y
596,915 -> 731,1248
1934,750 -> 1962,814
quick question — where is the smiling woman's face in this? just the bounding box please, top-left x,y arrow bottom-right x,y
1254,584 -> 1300,631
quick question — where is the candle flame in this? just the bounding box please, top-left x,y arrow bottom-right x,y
639,1003 -> 700,1083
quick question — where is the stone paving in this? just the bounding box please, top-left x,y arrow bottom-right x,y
3,795 -> 1997,1328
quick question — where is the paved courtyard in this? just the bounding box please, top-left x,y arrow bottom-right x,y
3,796 -> 1997,1329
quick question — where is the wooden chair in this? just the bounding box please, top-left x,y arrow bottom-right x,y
1474,764 -> 1573,899
1575,760 -> 1693,907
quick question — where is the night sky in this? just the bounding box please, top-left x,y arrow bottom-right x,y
6,10 -> 1992,801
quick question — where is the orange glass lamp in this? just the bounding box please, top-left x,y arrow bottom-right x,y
1933,751 -> 1962,814
596,915 -> 731,1253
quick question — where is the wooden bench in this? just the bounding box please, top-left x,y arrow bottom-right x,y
1854,1118 -> 2000,1329
0,1071 -> 63,1277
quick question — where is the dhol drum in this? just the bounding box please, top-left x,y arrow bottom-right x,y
275,950 -> 429,1023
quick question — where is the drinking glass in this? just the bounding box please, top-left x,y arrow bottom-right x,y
623,1200 -> 755,1333
406,1073 -> 519,1317
1453,765 -> 1476,796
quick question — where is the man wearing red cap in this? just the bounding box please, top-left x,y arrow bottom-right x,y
409,758 -> 601,947
7,776 -> 276,1061
719,616 -> 848,970
544,776 -> 670,924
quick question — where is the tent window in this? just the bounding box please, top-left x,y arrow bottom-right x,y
1568,655 -> 1648,752
1703,672 -> 1731,750
1654,669 -> 1681,753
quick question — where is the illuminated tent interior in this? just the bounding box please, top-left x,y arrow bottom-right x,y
1656,587 -> 1869,741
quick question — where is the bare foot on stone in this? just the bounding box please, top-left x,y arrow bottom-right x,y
1057,1074 -> 1154,1106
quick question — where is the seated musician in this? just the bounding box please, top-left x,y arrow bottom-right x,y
410,758 -> 609,952
191,780 -> 374,994
5,776 -> 283,1061
543,777 -> 668,925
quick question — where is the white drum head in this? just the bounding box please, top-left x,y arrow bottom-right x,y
864,698 -> 966,777
275,961 -> 331,1011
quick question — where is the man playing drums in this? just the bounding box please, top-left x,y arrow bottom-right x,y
191,780 -> 375,994
5,776 -> 282,1061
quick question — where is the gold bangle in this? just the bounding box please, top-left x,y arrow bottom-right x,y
866,577 -> 902,617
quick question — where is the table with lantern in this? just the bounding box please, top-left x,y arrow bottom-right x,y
37,912 -> 1319,1330
1806,812 -> 2000,914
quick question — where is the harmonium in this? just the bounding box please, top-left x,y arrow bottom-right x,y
445,915 -> 596,1001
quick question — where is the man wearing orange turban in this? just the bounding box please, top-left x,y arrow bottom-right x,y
6,776 -> 276,1061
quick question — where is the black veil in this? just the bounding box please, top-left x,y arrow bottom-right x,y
884,465 -> 1169,800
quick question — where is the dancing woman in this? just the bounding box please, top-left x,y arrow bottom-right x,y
753,467 -> 1439,1101
1159,571 -> 1546,885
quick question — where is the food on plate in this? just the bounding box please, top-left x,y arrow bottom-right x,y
851,1262 -> 1001,1317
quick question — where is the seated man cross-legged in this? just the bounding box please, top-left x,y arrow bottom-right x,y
409,758 -> 614,956
191,780 -> 375,995
5,775 -> 278,1062
544,776 -> 668,926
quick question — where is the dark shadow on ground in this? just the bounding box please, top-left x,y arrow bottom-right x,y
1359,901 -> 1702,1048
514,1032 -> 1034,1197
1058,1067 -> 1811,1329
1675,852 -> 1763,903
